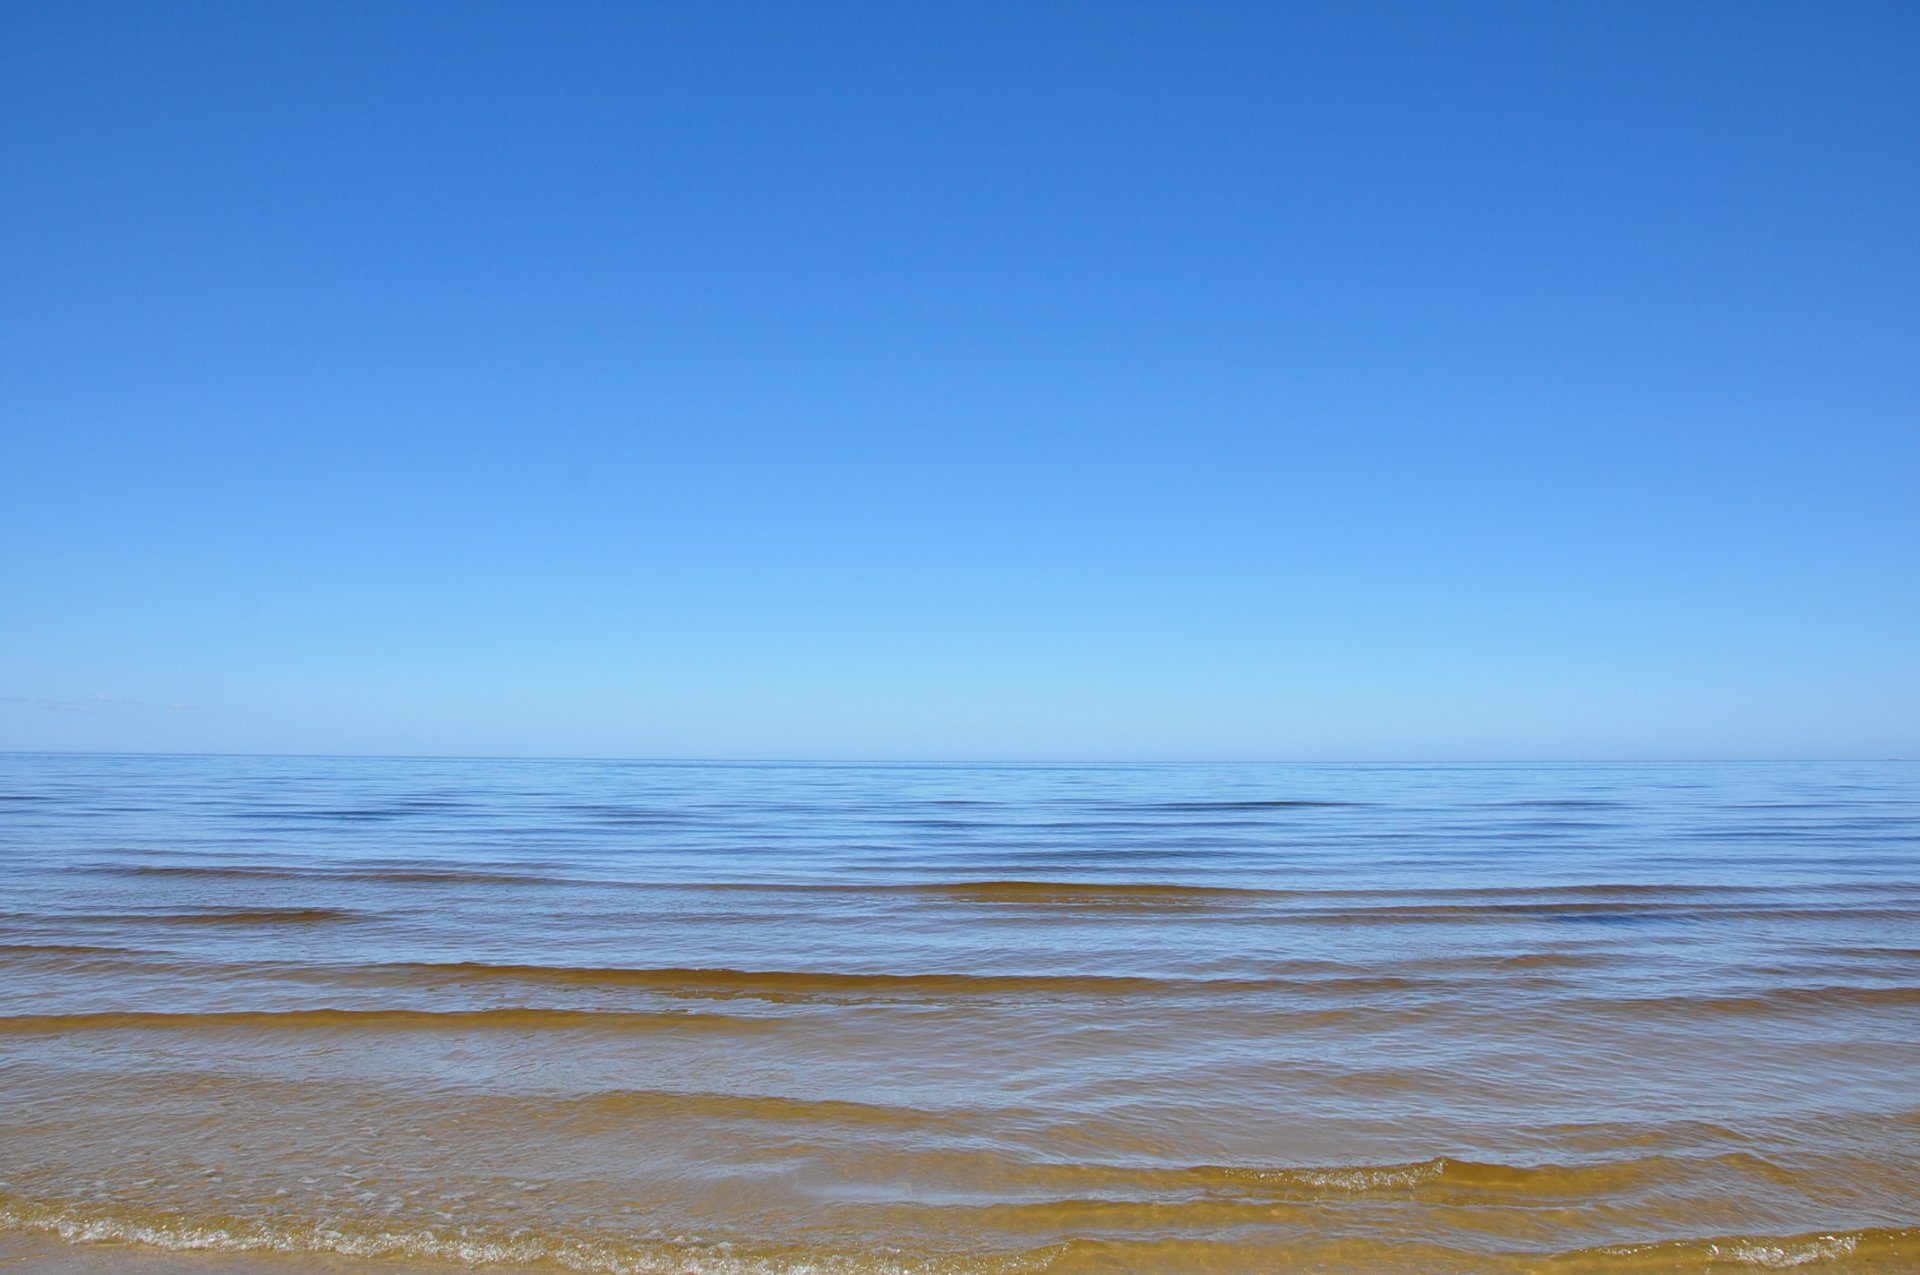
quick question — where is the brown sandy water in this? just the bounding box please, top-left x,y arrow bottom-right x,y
2,755 -> 1916,1271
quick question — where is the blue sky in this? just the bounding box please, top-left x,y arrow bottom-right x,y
3,1 -> 1915,760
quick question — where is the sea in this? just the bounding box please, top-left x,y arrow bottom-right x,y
1,753 -> 1916,1273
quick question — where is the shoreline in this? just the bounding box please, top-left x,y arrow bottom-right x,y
8,1223 -> 1919,1274
0,1232 -> 473,1274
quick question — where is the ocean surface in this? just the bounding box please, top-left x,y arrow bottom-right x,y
1,754 -> 1916,1273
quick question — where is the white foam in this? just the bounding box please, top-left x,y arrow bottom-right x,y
0,1200 -> 1015,1274
1715,1233 -> 1859,1268
1223,1157 -> 1447,1191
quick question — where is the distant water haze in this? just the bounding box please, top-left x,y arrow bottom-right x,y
2,754 -> 1916,1271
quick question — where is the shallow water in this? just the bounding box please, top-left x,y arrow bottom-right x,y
2,754 -> 1916,1272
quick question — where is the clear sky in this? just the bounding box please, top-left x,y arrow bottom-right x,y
3,1 -> 1915,761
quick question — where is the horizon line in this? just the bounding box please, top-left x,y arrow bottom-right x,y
0,748 -> 1908,767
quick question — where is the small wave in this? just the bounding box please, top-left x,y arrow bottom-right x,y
1723,1234 -> 1858,1268
0,942 -> 130,955
169,906 -> 362,925
0,1195 -> 1000,1274
5,1180 -> 1909,1273
1584,985 -> 1920,1016
1197,1152 -> 1790,1199
1208,1159 -> 1450,1192
98,864 -> 564,885
0,906 -> 364,928
383,962 -> 1289,1000
1143,800 -> 1360,810
561,1087 -> 978,1133
568,804 -> 701,825
887,880 -> 1280,906
1580,1226 -> 1919,1270
1280,900 -> 1920,928
0,1007 -> 768,1034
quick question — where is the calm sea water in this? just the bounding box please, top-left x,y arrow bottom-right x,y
2,754 -> 1917,1273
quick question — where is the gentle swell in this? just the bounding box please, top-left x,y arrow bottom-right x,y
1,907 -> 362,926
0,1195 -> 897,1275
98,864 -> 565,886
376,962 -> 1296,998
1143,800 -> 1361,810
0,1007 -> 767,1033
1195,1152 -> 1798,1199
887,879 -> 1277,903
5,1190 -> 1913,1274
1571,1226 -> 1920,1270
